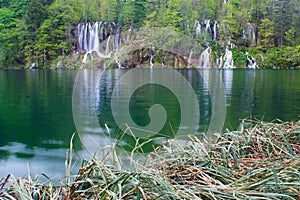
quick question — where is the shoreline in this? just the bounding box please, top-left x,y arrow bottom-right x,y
0,119 -> 299,199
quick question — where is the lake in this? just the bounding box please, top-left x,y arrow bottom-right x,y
0,69 -> 299,179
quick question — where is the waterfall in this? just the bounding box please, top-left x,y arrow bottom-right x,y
194,20 -> 217,40
114,28 -> 120,49
126,26 -> 131,44
223,47 -> 235,68
219,56 -> 223,68
216,52 -> 223,68
187,48 -> 193,68
105,35 -> 111,56
204,20 -> 211,33
83,24 -> 88,52
77,21 -> 120,63
78,24 -> 84,52
195,20 -> 201,37
150,54 -> 155,68
77,21 -> 120,53
82,52 -> 92,63
88,23 -> 94,51
199,47 -> 211,68
92,21 -> 100,51
213,21 -> 218,40
246,52 -> 258,69
245,23 -> 256,45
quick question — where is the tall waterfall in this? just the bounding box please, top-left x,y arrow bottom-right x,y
77,21 -> 121,63
243,23 -> 256,46
194,20 -> 218,40
213,21 -> 218,41
204,20 -> 211,34
199,47 -> 211,68
195,20 -> 201,37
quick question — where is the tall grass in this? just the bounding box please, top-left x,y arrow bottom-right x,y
0,119 -> 299,199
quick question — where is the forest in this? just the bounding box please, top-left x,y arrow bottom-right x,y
0,0 -> 300,68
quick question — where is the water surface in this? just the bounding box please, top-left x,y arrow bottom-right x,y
0,69 -> 299,178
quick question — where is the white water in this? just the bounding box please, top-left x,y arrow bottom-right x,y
188,48 -> 193,68
246,52 -> 258,69
77,21 -> 238,69
223,47 -> 235,68
243,23 -> 256,46
199,47 -> 211,68
194,20 -> 217,40
204,20 -> 211,33
77,21 -> 120,63
213,21 -> 218,40
195,20 -> 201,37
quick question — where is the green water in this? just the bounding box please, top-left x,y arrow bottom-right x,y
0,69 -> 299,178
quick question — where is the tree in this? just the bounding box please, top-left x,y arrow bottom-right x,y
36,0 -> 76,67
258,18 -> 275,49
272,0 -> 292,47
0,0 -> 27,67
218,1 -> 239,44
259,18 -> 275,49
118,0 -> 146,28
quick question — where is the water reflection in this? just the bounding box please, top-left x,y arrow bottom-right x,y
0,69 -> 77,178
0,69 -> 300,178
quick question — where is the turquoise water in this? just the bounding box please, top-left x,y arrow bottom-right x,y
0,69 -> 299,178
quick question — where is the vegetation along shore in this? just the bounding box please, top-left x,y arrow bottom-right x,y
0,119 -> 299,199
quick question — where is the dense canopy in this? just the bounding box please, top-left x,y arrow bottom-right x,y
0,0 -> 300,68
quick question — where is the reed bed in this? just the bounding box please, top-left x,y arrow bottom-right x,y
0,119 -> 299,199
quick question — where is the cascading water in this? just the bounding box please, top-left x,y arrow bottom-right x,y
194,20 -> 217,40
219,56 -> 223,68
187,48 -> 193,68
216,53 -> 223,68
195,20 -> 201,37
213,21 -> 218,40
199,47 -> 211,68
246,52 -> 258,69
204,20 -> 211,33
76,20 -> 239,69
223,47 -> 235,68
105,35 -> 111,56
243,23 -> 256,46
77,24 -> 84,52
77,21 -> 120,63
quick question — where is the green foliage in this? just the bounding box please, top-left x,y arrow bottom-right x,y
259,18 -> 275,50
36,0 -> 75,67
118,0 -> 146,28
0,0 -> 27,67
1,120 -> 300,199
0,0 -> 300,68
285,28 -> 296,46
231,48 -> 247,67
260,47 -> 299,69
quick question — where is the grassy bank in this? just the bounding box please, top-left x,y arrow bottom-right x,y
0,119 -> 299,199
